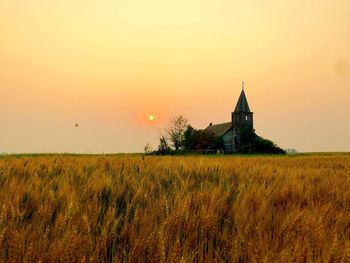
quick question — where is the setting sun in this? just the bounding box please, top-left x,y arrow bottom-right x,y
0,0 -> 349,154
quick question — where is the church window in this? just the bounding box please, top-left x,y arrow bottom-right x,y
245,115 -> 248,121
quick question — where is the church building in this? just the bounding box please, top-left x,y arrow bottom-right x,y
204,82 -> 254,153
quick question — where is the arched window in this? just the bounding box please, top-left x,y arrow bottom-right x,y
245,115 -> 248,121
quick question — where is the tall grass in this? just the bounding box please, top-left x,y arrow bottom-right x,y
0,155 -> 349,262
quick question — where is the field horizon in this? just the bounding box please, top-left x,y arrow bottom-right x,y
1,152 -> 350,158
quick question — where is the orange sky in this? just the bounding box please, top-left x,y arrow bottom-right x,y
1,0 -> 350,153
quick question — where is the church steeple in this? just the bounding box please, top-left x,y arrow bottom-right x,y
235,90 -> 251,112
231,82 -> 254,134
234,81 -> 251,112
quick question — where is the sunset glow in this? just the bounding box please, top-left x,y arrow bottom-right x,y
0,0 -> 349,153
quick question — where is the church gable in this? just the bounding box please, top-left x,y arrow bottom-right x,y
204,122 -> 232,137
204,122 -> 236,153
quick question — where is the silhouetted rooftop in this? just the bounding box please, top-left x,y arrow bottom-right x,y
204,122 -> 232,137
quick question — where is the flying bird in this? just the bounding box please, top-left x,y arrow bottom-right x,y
75,123 -> 79,128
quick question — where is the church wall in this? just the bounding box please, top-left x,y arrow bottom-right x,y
222,129 -> 235,153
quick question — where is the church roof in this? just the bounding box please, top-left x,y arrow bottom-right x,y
204,122 -> 232,137
235,90 -> 251,112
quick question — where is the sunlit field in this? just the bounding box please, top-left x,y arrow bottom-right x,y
0,154 -> 350,262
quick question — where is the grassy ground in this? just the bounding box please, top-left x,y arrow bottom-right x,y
0,154 -> 349,262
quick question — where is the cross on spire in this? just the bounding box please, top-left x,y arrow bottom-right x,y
235,81 -> 251,112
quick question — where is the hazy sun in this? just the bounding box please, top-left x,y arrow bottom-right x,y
149,115 -> 155,121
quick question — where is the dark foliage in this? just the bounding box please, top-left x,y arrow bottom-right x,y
254,135 -> 286,154
183,125 -> 223,152
156,135 -> 174,155
238,128 -> 285,154
237,127 -> 256,154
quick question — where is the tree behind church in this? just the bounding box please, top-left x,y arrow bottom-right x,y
166,115 -> 188,151
183,125 -> 223,152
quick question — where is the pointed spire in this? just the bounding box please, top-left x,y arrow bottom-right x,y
234,83 -> 251,112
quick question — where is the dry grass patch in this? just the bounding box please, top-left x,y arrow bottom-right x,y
0,154 -> 349,262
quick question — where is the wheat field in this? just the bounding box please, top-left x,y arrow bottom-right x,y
0,154 -> 350,262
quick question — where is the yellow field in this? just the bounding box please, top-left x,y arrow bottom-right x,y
0,154 -> 350,262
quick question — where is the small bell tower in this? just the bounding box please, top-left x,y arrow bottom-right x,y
232,81 -> 254,134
